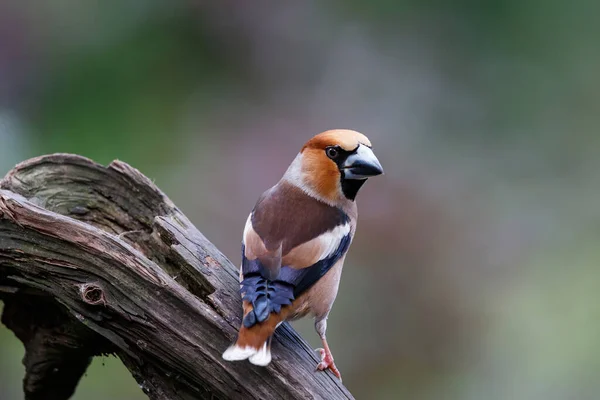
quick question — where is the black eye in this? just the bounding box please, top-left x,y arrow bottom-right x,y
326,147 -> 339,159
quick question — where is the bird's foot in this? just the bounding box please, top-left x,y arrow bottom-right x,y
315,348 -> 342,381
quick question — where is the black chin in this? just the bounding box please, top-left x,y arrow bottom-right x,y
341,175 -> 367,201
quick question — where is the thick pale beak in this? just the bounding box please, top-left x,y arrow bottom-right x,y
342,144 -> 384,179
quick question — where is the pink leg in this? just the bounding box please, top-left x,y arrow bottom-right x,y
316,338 -> 342,380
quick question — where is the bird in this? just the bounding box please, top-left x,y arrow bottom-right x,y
222,129 -> 383,379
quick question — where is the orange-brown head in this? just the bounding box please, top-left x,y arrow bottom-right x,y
283,129 -> 383,205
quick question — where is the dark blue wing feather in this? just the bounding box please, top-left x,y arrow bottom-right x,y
288,233 -> 351,296
240,233 -> 351,328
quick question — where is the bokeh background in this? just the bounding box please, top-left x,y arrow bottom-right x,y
1,1 -> 599,399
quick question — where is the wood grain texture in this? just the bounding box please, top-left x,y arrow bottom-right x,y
0,154 -> 354,400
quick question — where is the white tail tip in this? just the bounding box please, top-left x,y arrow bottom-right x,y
249,342 -> 271,366
222,345 -> 256,361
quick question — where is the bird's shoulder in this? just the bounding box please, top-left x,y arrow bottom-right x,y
249,181 -> 351,256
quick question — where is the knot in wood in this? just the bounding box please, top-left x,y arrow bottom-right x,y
78,283 -> 106,306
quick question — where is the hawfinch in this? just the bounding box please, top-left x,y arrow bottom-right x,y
222,129 -> 383,379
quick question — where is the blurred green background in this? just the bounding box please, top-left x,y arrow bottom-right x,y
1,1 -> 599,399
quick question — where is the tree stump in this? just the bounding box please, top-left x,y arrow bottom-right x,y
0,154 -> 354,400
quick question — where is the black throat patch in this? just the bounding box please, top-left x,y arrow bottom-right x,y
341,176 -> 367,201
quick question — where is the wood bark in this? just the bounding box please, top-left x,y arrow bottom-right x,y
0,154 -> 354,400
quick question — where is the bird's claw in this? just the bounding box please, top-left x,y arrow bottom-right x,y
315,348 -> 342,381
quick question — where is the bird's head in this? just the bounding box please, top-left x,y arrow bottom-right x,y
283,129 -> 384,205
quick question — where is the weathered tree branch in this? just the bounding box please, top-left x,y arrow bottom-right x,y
0,154 -> 354,400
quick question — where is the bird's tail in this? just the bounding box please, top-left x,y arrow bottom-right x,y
222,333 -> 273,366
222,302 -> 286,366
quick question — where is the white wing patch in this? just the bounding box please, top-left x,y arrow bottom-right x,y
316,223 -> 351,261
282,222 -> 351,268
242,213 -> 253,244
